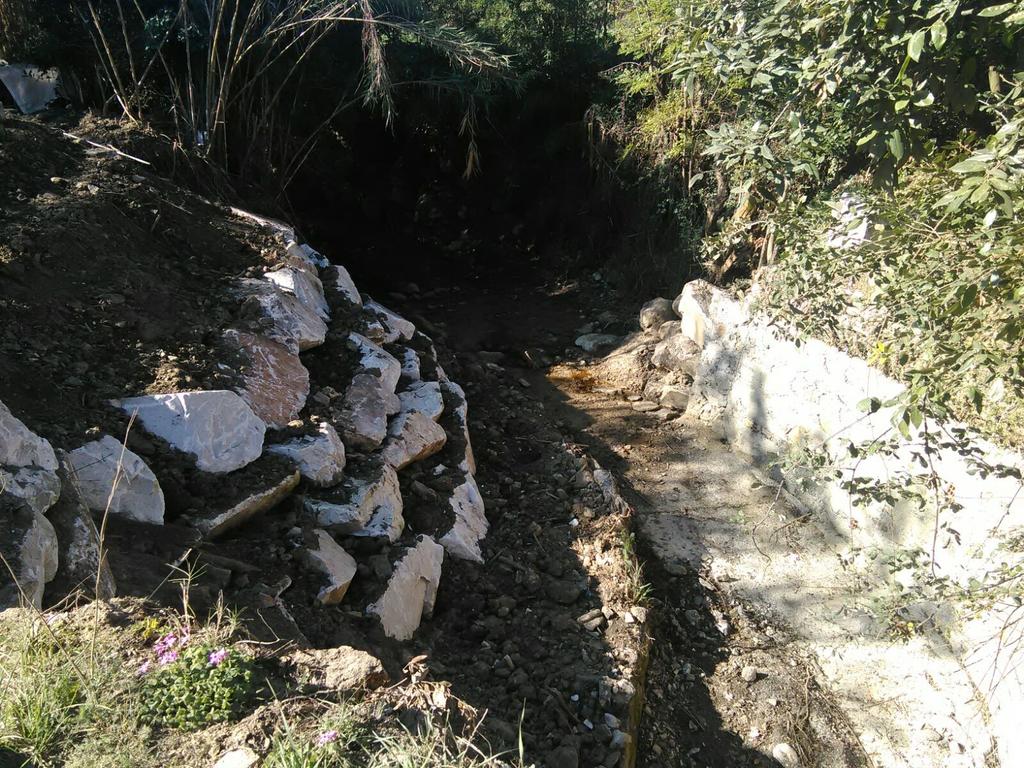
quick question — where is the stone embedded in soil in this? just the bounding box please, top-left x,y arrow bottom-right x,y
0,492 -> 58,609
398,381 -> 444,421
46,454 -> 117,599
659,385 -> 690,412
213,748 -> 259,768
380,410 -> 447,471
323,263 -> 362,308
235,277 -> 327,353
229,206 -> 296,241
265,265 -> 330,320
365,299 -> 416,343
639,297 -> 676,330
350,332 -> 402,390
576,333 -> 621,354
224,329 -> 310,428
189,469 -> 300,538
114,390 -> 266,474
68,435 -> 165,524
303,529 -> 357,605
285,645 -> 389,691
267,422 -> 346,488
307,461 -> 403,535
772,742 -> 800,768
439,473 -> 488,563
367,534 -> 444,641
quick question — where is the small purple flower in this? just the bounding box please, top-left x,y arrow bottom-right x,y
315,729 -> 340,747
136,660 -> 152,676
157,649 -> 179,666
153,632 -> 177,654
207,648 -> 230,667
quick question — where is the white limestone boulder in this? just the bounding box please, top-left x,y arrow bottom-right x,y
1,400 -> 57,471
338,334 -> 402,450
441,381 -> 476,475
267,423 -> 346,488
399,381 -> 444,422
381,411 -> 447,471
365,300 -> 415,343
0,466 -> 61,516
235,278 -> 327,353
1,493 -> 58,609
113,391 -> 266,474
367,535 -> 444,641
307,462 -> 403,536
0,399 -> 61,515
68,435 -> 165,524
265,266 -> 330,321
439,473 -> 488,563
46,454 -> 116,599
400,348 -> 421,382
674,279 -> 718,347
223,329 -> 309,429
303,529 -> 357,605
323,264 -> 362,308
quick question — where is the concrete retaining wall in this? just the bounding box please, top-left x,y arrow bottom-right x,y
676,279 -> 1024,767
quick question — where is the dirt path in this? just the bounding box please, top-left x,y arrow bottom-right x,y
409,271 -> 872,768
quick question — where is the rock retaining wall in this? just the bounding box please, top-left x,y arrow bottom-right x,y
1,208 -> 486,643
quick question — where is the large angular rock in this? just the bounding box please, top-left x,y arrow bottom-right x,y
1,493 -> 58,609
441,381 -> 476,475
224,329 -> 310,429
265,266 -> 330,321
399,381 -> 444,422
381,411 -> 447,471
307,462 -> 403,536
1,400 -> 57,471
235,278 -> 327,353
367,535 -> 444,641
350,333 -> 402,389
338,334 -> 402,450
113,391 -> 266,474
267,423 -> 346,488
0,400 -> 60,515
0,466 -> 61,516
365,300 -> 415,343
303,529 -> 357,605
68,435 -> 165,524
639,297 -> 676,330
46,454 -> 116,599
439,473 -> 488,563
189,470 -> 300,538
285,646 -> 388,691
651,335 -> 701,375
323,264 -> 362,308
338,373 -> 395,451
